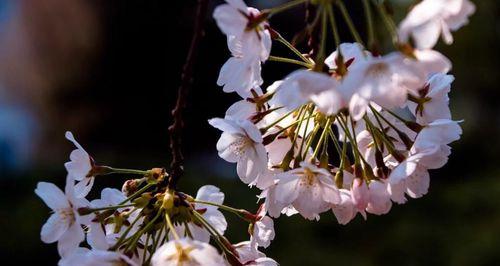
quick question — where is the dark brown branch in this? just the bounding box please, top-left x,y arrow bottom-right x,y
168,0 -> 209,189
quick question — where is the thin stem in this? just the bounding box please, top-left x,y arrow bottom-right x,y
335,0 -> 364,45
111,211 -> 143,250
86,204 -> 136,213
191,211 -> 234,256
165,213 -> 180,241
127,211 -> 162,251
107,167 -> 149,176
312,117 -> 332,160
372,0 -> 398,44
316,6 -> 328,65
168,0 -> 209,189
268,55 -> 313,68
119,182 -> 154,205
193,200 -> 250,221
326,4 -> 341,47
362,0 -> 375,48
275,34 -> 311,63
266,0 -> 308,15
261,106 -> 300,132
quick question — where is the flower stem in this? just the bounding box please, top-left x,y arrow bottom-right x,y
326,4 -> 341,47
165,212 -> 180,241
193,200 -> 250,222
107,167 -> 149,176
275,34 -> 311,63
372,0 -> 398,45
335,0 -> 364,45
268,55 -> 313,68
362,0 -> 375,48
266,0 -> 308,16
119,182 -> 154,205
312,117 -> 332,160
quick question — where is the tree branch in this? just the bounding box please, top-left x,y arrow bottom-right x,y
168,0 -> 209,189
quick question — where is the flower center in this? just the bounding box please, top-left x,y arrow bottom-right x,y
58,208 -> 75,225
365,62 -> 389,78
299,168 -> 317,187
229,137 -> 253,158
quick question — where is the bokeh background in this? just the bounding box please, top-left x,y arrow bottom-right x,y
0,0 -> 499,265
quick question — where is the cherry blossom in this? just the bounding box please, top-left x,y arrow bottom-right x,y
209,118 -> 268,185
64,131 -> 95,198
273,162 -> 340,220
58,248 -> 137,266
35,177 -> 92,257
399,0 -> 475,49
151,238 -> 225,266
233,241 -> 278,266
408,73 -> 454,124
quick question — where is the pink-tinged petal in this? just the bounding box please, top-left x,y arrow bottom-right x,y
274,173 -> 300,205
196,185 -> 225,205
209,118 -> 245,135
205,210 -> 227,235
101,188 -> 126,206
225,100 -> 256,120
226,0 -> 248,12
73,177 -> 94,198
213,4 -> 247,37
366,181 -> 392,215
388,181 -> 407,204
65,131 -> 85,151
414,50 -> 452,75
57,222 -> 85,257
311,88 -> 345,116
41,213 -> 69,243
188,223 -> 211,243
412,19 -> 442,49
406,166 -> 430,199
349,94 -> 369,121
388,159 -> 418,184
240,120 -> 263,143
216,133 -> 240,163
35,182 -> 70,210
87,222 -> 108,250
351,178 -> 369,210
253,216 -> 275,248
331,189 -> 356,225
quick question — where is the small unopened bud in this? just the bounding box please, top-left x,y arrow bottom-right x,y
335,170 -> 344,189
162,190 -> 175,211
122,179 -> 139,197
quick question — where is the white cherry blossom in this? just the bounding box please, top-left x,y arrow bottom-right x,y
58,248 -> 137,266
341,52 -> 426,120
209,118 -> 268,185
151,238 -> 225,266
233,241 -> 278,266
35,177 -> 92,257
177,185 -> 227,242
64,131 -> 95,198
398,0 -> 475,49
273,162 -> 340,220
408,73 -> 454,124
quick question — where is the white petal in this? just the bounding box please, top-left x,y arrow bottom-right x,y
35,182 -> 70,210
57,222 -> 85,257
41,213 -> 69,243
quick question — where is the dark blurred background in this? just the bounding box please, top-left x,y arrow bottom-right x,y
0,0 -> 498,265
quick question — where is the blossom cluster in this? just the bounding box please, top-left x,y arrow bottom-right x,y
35,0 -> 474,265
37,132 -> 276,265
210,0 -> 472,223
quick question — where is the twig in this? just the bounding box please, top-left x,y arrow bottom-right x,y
168,0 -> 209,189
